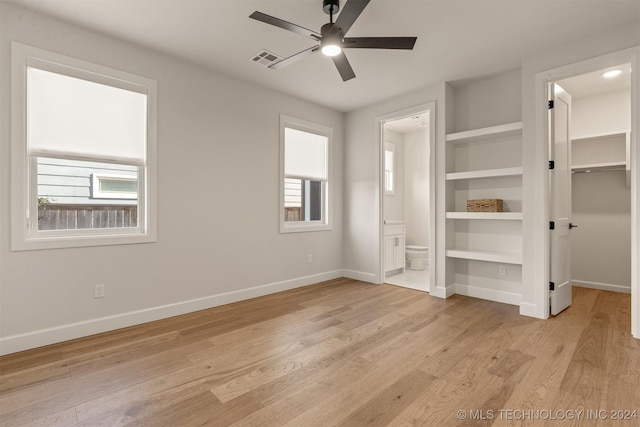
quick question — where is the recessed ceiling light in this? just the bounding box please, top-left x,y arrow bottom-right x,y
603,69 -> 622,79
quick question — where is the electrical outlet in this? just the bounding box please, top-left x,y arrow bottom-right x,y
307,254 -> 313,263
94,283 -> 105,298
498,265 -> 507,277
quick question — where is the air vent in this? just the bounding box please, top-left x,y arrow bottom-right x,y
251,50 -> 281,67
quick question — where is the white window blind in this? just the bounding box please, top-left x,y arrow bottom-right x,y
284,127 -> 328,182
27,67 -> 147,164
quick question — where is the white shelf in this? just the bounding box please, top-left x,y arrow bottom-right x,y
572,130 -> 628,142
446,166 -> 523,181
446,249 -> 523,265
446,121 -> 523,144
446,212 -> 523,220
572,161 -> 626,172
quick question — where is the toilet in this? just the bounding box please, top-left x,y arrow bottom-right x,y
406,245 -> 429,270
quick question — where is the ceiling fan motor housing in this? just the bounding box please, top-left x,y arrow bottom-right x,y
321,23 -> 343,39
323,0 -> 340,15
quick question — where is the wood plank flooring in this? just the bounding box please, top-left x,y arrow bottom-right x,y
0,279 -> 638,426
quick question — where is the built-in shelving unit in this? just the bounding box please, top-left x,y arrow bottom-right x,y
444,121 -> 524,306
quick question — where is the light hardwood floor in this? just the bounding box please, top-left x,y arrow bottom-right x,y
0,279 -> 638,426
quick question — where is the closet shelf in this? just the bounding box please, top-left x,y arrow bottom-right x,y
445,121 -> 523,144
572,161 -> 626,173
446,167 -> 523,181
446,212 -> 522,220
572,130 -> 629,143
446,249 -> 523,265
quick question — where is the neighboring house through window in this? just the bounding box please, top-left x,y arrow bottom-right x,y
11,42 -> 157,250
280,115 -> 331,233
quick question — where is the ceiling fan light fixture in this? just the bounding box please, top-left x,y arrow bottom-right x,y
321,42 -> 342,56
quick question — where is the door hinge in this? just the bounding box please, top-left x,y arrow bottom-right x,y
550,282 -> 555,291
549,160 -> 555,170
548,100 -> 554,109
550,221 -> 555,230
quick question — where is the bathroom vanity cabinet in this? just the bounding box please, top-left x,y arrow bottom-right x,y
384,224 -> 405,274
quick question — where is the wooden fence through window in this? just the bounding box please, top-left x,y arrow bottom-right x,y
38,205 -> 137,230
284,207 -> 301,222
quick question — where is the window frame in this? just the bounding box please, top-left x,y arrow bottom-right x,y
279,115 -> 332,233
11,42 -> 157,251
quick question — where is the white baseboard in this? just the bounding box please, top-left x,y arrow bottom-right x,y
573,280 -> 631,294
342,269 -> 378,284
430,284 -> 455,299
0,270 -> 344,356
455,283 -> 521,306
519,302 -> 542,318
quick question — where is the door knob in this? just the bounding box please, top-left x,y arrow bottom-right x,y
569,223 -> 578,229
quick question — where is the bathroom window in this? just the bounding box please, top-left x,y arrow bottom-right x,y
280,115 -> 331,233
384,142 -> 395,194
10,42 -> 157,250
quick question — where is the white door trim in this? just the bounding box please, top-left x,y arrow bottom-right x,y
376,101 -> 437,295
534,46 -> 639,338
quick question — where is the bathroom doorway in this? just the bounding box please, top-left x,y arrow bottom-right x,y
378,102 -> 436,293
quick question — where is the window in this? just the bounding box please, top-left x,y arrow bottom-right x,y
384,142 -> 395,194
91,173 -> 138,200
11,42 -> 157,250
280,115 -> 331,233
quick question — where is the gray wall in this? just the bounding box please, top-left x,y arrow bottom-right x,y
404,128 -> 430,247
572,170 -> 631,290
0,4 -> 344,353
570,89 -> 631,292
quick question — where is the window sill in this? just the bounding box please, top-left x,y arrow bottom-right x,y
11,230 -> 156,251
280,222 -> 331,234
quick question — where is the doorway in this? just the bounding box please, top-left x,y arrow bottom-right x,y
378,102 -> 436,293
540,48 -> 638,338
558,65 -> 632,296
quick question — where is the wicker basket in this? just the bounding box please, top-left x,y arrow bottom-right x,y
466,199 -> 504,212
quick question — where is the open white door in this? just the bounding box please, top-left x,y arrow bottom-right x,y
549,83 -> 574,315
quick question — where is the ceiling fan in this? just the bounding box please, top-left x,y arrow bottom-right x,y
249,0 -> 417,81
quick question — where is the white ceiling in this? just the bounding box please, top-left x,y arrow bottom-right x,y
385,112 -> 430,134
9,0 -> 640,112
557,63 -> 632,99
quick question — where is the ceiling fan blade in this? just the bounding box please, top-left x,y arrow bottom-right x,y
270,45 -> 320,70
343,37 -> 417,50
250,11 -> 321,41
331,52 -> 356,82
334,0 -> 370,35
